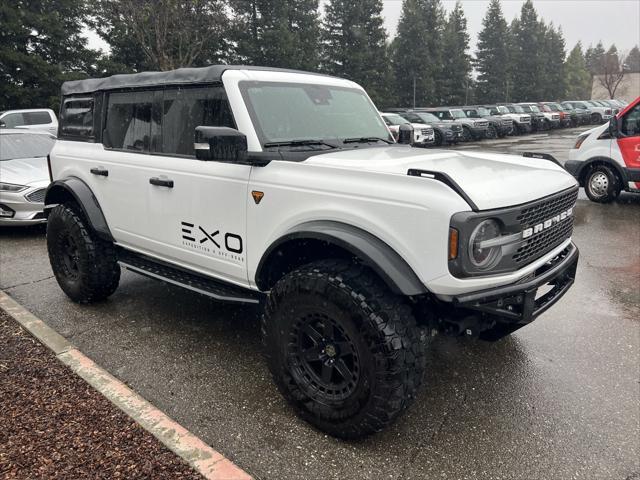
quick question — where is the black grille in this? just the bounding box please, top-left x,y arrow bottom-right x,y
25,188 -> 46,203
513,188 -> 578,265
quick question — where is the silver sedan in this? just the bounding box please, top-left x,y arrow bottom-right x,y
0,129 -> 56,225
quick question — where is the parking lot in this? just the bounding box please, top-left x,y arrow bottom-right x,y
1,126 -> 639,480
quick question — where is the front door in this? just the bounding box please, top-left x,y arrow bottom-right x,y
615,100 -> 640,189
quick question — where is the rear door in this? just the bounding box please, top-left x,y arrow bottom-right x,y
615,99 -> 640,189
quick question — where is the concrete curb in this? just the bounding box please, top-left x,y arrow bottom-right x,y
0,290 -> 252,480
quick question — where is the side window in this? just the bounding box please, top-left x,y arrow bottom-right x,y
105,91 -> 158,151
1,113 -> 25,128
23,111 -> 52,125
621,104 -> 640,137
161,86 -> 235,156
61,98 -> 93,137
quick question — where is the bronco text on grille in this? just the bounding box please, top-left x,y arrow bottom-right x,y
514,187 -> 578,264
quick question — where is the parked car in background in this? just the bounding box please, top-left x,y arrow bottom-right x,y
539,102 -> 571,128
562,101 -> 612,124
566,96 -> 640,202
388,109 -> 463,146
484,105 -> 532,135
0,129 -> 55,225
517,103 -> 553,130
0,108 -> 58,136
596,99 -> 620,115
461,106 -> 513,138
420,107 -> 488,141
557,103 -> 590,127
380,113 -> 435,147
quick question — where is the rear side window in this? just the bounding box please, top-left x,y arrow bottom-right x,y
23,111 -> 52,125
1,113 -> 25,128
103,85 -> 234,156
162,86 -> 235,156
60,98 -> 94,137
104,91 -> 158,152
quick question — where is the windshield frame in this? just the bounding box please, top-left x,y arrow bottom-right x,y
238,80 -> 393,149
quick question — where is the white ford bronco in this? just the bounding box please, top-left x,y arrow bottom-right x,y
45,65 -> 579,438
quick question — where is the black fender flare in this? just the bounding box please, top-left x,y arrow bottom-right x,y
256,221 -> 427,296
44,177 -> 113,241
569,156 -> 627,187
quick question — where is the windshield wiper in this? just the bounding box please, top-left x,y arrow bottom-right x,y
263,139 -> 337,149
343,136 -> 392,144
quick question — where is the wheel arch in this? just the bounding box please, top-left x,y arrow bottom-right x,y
255,221 -> 427,296
45,177 -> 113,241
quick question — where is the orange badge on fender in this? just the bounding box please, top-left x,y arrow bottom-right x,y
251,191 -> 265,204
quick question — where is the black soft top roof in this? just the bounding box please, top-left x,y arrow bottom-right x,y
61,65 -> 334,96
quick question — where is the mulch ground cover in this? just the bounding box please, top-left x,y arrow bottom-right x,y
0,309 -> 203,479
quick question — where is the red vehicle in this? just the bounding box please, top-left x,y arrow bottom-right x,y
539,102 -> 571,128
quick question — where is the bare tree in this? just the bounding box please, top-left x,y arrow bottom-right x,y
598,48 -> 628,99
93,0 -> 229,71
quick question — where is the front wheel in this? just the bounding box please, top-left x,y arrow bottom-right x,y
486,125 -> 498,139
262,260 -> 425,439
461,126 -> 473,142
47,204 -> 120,303
433,130 -> 443,146
585,165 -> 620,203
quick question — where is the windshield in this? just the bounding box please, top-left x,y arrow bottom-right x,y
382,114 -> 408,126
0,133 -> 55,161
528,105 -> 540,112
240,81 -> 392,146
450,109 -> 467,119
414,112 -> 440,123
497,106 -> 509,114
585,101 -> 598,107
509,105 -> 525,113
477,107 -> 491,116
463,109 -> 480,118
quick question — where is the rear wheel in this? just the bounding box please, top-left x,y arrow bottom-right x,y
47,204 -> 120,303
262,260 -> 425,439
591,112 -> 602,124
584,165 -> 620,203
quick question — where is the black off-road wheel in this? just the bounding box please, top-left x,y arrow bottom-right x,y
591,112 -> 602,124
584,165 -> 621,203
433,130 -> 443,146
47,204 -> 120,303
486,125 -> 498,139
262,260 -> 425,439
461,126 -> 473,142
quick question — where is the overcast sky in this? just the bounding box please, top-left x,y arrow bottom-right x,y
86,0 -> 640,55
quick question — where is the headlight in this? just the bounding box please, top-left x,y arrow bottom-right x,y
469,219 -> 503,269
574,133 -> 589,149
0,182 -> 28,192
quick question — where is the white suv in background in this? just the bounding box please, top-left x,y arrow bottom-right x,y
0,108 -> 58,136
380,112 -> 435,146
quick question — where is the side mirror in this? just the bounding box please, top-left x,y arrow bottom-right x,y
607,116 -> 620,138
398,123 -> 414,145
195,126 -> 247,162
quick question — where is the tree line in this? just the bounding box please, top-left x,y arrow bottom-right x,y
2,0 -> 638,112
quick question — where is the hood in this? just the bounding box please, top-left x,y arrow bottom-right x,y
0,156 -> 49,185
304,147 -> 576,211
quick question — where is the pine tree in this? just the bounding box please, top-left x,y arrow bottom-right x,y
232,0 -> 321,71
0,0 -> 98,110
541,24 -> 567,100
626,45 -> 640,73
585,41 -> 606,75
439,1 -> 471,105
564,42 -> 592,99
474,0 -> 510,103
321,0 -> 391,106
509,0 -> 545,101
392,0 -> 445,107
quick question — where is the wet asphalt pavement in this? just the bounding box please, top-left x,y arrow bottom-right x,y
1,127 -> 639,480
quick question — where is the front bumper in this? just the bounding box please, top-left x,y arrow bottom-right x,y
0,185 -> 48,226
452,243 -> 578,324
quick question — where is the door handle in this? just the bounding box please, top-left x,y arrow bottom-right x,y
149,177 -> 174,188
90,167 -> 108,177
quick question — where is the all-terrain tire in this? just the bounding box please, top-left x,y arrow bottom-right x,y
262,259 -> 426,439
591,112 -> 602,124
584,165 -> 621,203
486,125 -> 498,139
434,130 -> 443,146
461,126 -> 473,142
47,204 -> 120,303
